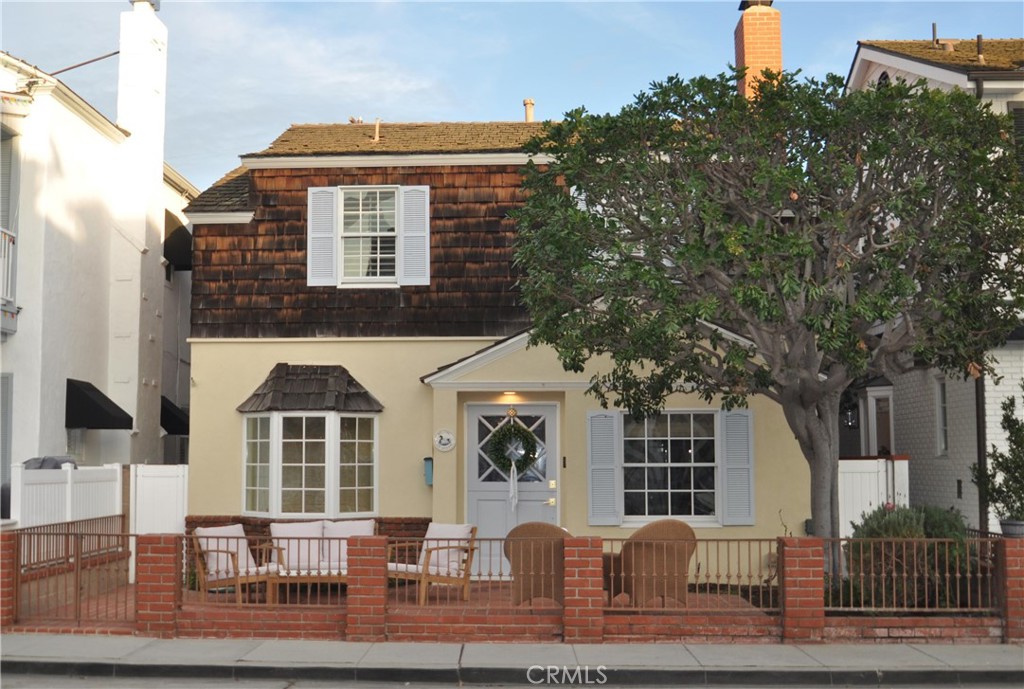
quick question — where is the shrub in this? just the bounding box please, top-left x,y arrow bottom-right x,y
842,505 -> 970,609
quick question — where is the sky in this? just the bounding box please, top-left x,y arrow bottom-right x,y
2,0 -> 1022,192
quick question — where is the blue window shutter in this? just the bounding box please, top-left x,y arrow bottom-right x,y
720,409 -> 755,525
588,411 -> 622,526
307,187 -> 337,286
398,186 -> 430,286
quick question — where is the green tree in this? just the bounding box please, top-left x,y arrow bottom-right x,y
514,71 -> 1024,539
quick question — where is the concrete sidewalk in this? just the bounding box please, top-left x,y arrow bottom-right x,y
2,633 -> 1023,685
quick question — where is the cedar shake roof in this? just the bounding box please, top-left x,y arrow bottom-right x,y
245,122 -> 548,158
237,363 -> 384,413
860,39 -> 1024,74
185,166 -> 252,214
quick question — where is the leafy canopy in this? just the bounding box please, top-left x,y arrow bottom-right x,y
514,71 -> 1024,418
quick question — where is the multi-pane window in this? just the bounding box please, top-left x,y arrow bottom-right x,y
243,412 -> 377,517
623,412 -> 717,517
281,416 -> 326,513
244,416 -> 270,512
339,417 -> 375,513
340,189 -> 397,280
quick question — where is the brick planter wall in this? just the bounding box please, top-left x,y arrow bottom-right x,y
563,537 -> 604,643
603,612 -> 781,643
345,535 -> 388,641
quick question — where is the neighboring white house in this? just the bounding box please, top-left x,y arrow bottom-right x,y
846,36 -> 1024,531
0,0 -> 197,487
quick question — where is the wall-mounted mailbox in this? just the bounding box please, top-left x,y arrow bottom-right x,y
423,456 -> 434,487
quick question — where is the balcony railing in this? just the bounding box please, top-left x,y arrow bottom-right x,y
0,227 -> 14,304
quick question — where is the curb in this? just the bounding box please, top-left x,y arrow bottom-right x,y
4,659 -> 1024,686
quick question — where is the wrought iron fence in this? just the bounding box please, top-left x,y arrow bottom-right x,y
603,537 -> 779,612
823,537 -> 999,612
14,516 -> 135,624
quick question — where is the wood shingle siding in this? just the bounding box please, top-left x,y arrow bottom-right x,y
191,165 -> 534,339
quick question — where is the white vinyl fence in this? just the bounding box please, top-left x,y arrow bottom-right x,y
129,464 -> 188,534
8,463 -> 189,534
838,456 -> 909,538
9,463 -> 122,528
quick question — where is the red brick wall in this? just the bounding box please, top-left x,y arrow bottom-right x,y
999,537 -> 1024,641
825,616 -> 1003,643
779,537 -> 824,642
0,531 -> 16,628
135,534 -> 182,638
177,605 -> 345,639
604,612 -> 780,643
345,535 -> 388,641
387,608 -> 562,642
563,537 -> 604,643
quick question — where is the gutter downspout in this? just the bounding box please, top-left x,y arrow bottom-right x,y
976,376 -> 988,531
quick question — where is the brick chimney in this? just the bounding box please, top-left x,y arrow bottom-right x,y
734,0 -> 782,98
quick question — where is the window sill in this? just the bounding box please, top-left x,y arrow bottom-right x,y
620,516 -> 722,529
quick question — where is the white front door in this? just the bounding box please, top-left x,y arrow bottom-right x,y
467,404 -> 558,574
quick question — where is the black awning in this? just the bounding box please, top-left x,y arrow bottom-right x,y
163,215 -> 192,270
161,395 -> 190,435
65,379 -> 133,430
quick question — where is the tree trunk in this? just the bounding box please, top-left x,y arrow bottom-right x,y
780,389 -> 842,541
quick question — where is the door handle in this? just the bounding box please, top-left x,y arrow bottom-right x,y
546,498 -> 556,506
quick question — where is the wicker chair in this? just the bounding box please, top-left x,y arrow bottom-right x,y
604,519 -> 696,608
503,522 -> 570,606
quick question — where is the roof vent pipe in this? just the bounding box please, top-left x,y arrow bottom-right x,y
373,118 -> 381,142
932,22 -> 938,47
523,98 -> 535,123
977,34 -> 985,64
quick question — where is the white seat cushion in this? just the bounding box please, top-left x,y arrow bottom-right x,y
386,561 -> 456,577
195,523 -> 257,580
208,562 -> 279,584
270,520 -> 325,571
419,523 -> 474,576
321,519 -> 376,569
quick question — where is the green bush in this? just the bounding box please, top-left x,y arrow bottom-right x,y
842,504 -> 970,609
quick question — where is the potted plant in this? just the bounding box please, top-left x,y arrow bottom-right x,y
972,381 -> 1024,537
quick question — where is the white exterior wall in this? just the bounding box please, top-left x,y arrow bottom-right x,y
984,342 -> 1024,531
2,85 -> 124,465
0,1 -> 195,475
892,369 -> 981,527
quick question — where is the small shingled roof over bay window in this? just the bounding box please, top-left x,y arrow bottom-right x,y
237,363 -> 384,413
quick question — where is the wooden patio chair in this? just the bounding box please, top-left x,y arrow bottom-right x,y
387,523 -> 477,605
192,523 -> 280,604
503,522 -> 569,606
604,518 -> 697,608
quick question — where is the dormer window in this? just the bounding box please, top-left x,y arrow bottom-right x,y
307,185 -> 430,288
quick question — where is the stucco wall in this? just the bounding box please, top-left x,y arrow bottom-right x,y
189,338 -> 810,539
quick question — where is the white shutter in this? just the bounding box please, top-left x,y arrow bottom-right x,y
720,409 -> 755,525
587,411 -> 622,526
398,185 -> 430,286
307,187 -> 338,286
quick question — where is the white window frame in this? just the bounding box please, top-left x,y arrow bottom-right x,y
242,411 -> 379,518
935,377 -> 949,456
620,409 -> 722,528
307,184 -> 429,289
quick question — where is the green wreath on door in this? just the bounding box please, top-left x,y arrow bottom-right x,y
486,422 -> 538,475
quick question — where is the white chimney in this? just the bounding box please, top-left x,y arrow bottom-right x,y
112,0 -> 169,465
523,98 -> 535,123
